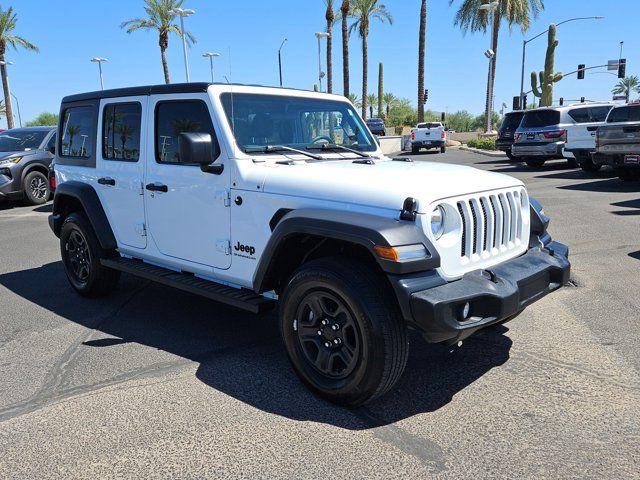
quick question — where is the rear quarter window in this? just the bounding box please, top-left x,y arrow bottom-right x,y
501,113 -> 523,130
607,106 -> 640,123
57,102 -> 98,167
568,106 -> 613,123
521,110 -> 560,128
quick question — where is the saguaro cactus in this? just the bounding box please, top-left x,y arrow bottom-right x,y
378,62 -> 384,119
531,24 -> 563,107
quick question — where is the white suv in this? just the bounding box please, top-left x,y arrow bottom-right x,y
49,83 -> 570,406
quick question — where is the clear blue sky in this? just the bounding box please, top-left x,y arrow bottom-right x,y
2,0 -> 637,128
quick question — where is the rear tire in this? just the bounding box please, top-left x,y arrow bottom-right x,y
615,167 -> 640,182
23,171 -> 50,205
60,212 -> 120,297
506,151 -> 516,161
440,145 -> 447,154
524,157 -> 546,168
411,146 -> 420,155
566,158 -> 578,168
580,157 -> 602,172
279,257 -> 408,407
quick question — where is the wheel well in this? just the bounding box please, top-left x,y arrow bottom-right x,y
262,234 -> 380,295
23,165 -> 49,180
56,195 -> 84,222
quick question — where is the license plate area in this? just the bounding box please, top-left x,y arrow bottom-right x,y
624,155 -> 640,165
526,133 -> 536,140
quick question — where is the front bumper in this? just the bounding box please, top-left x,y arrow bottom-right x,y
390,242 -> 570,344
512,141 -> 564,158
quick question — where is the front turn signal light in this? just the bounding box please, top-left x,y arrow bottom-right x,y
374,244 -> 428,262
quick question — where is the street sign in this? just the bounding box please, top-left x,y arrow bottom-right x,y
608,60 -> 620,71
613,95 -> 628,101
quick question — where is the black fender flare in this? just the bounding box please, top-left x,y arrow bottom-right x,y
253,208 -> 440,293
49,181 -> 117,251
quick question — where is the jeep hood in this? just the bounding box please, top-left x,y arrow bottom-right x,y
261,159 -> 524,212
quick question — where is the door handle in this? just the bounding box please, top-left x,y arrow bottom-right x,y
145,183 -> 168,193
98,177 -> 116,186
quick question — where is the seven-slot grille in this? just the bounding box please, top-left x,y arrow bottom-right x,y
457,190 -> 524,259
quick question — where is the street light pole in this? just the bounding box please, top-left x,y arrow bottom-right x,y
202,52 -> 220,82
315,32 -> 330,92
10,93 -> 21,127
278,38 -> 287,88
90,57 -> 108,90
171,7 -> 196,82
519,16 -> 604,109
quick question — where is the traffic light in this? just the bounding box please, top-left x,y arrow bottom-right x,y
577,64 -> 586,80
523,94 -> 528,110
559,97 -> 564,106
580,97 -> 585,103
513,96 -> 521,111
441,112 -> 446,122
618,59 -> 626,78
423,89 -> 429,104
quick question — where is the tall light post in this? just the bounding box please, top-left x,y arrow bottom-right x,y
171,7 -> 196,82
479,1 -> 498,133
0,60 -> 19,127
278,38 -> 287,88
315,32 -> 330,92
202,52 -> 220,82
90,57 -> 108,90
519,16 -> 604,109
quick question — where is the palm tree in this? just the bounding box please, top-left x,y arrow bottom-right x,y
0,6 -> 39,130
350,0 -> 393,120
612,76 -> 640,103
449,0 -> 544,130
325,0 -> 336,94
366,93 -> 377,118
383,92 -> 397,118
0,99 -> 5,119
66,125 -> 80,156
340,0 -> 351,97
348,93 -> 362,109
121,0 -> 196,84
115,123 -> 135,159
417,0 -> 427,122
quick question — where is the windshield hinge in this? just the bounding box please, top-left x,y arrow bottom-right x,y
135,223 -> 147,237
216,189 -> 231,207
216,239 -> 231,255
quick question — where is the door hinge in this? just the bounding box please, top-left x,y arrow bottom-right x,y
216,189 -> 231,207
139,181 -> 144,195
216,240 -> 231,255
135,223 -> 147,237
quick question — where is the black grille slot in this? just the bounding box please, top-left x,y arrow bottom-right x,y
490,196 -> 499,248
457,202 -> 466,257
480,199 -> 488,252
469,201 -> 478,254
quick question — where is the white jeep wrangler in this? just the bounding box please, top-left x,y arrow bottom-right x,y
49,83 -> 570,406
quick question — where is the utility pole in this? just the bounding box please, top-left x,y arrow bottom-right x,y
90,57 -> 108,90
202,52 -> 220,82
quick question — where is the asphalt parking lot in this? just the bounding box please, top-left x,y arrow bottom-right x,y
0,149 -> 638,479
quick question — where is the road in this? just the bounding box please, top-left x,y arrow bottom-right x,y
0,149 -> 638,479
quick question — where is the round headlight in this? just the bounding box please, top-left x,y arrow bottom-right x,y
431,205 -> 445,240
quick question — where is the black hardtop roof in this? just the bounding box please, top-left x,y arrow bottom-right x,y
61,82 -> 317,104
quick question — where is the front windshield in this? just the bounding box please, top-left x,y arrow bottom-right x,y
0,130 -> 48,152
220,93 -> 377,153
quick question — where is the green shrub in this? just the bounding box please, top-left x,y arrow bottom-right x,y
467,138 -> 496,150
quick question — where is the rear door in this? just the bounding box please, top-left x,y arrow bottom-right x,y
95,96 -> 147,249
566,106 -> 612,151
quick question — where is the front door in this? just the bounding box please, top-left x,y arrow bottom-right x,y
144,95 -> 231,269
95,96 -> 147,249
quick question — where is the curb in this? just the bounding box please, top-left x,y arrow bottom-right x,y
459,146 -> 506,158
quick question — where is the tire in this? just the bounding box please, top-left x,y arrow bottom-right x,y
60,212 -> 120,297
506,151 -> 515,161
279,257 -> 408,407
580,157 -> 602,172
524,157 -> 546,168
440,145 -> 447,154
566,158 -> 578,168
615,167 -> 640,182
411,146 -> 420,155
23,170 -> 50,205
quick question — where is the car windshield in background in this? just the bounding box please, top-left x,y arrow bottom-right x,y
0,130 -> 48,152
520,110 -> 560,128
367,119 -> 383,124
607,106 -> 640,123
417,123 -> 441,129
220,93 -> 377,153
501,113 -> 524,130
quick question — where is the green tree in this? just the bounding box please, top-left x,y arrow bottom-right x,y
325,0 -> 336,93
349,0 -> 393,120
448,0 -> 544,129
366,93 -> 377,118
121,0 -> 196,85
0,6 -> 39,130
612,75 -> 640,103
446,110 -> 474,132
383,92 -> 397,118
25,112 -> 58,127
348,93 -> 362,108
417,0 -> 427,122
386,97 -> 418,128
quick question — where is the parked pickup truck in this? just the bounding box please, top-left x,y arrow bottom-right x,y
49,82 -> 570,406
410,122 -> 446,154
593,103 -> 640,181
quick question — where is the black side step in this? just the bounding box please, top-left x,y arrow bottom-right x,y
101,257 -> 275,314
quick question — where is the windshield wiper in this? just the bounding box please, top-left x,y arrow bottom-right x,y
306,143 -> 372,158
244,145 -> 322,161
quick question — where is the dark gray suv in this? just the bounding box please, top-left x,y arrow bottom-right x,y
0,127 -> 57,205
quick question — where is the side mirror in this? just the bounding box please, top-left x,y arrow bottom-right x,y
178,132 -> 223,174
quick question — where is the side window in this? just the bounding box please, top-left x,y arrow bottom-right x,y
568,108 -> 591,123
46,133 -> 57,153
155,100 -> 216,164
60,106 -> 95,158
607,107 -> 629,123
102,103 -> 142,161
590,107 -> 612,123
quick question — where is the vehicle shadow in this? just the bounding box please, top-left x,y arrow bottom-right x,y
0,200 -> 25,211
489,161 -> 571,175
33,203 -> 53,213
556,178 -> 640,193
611,199 -> 640,216
0,262 -> 512,430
